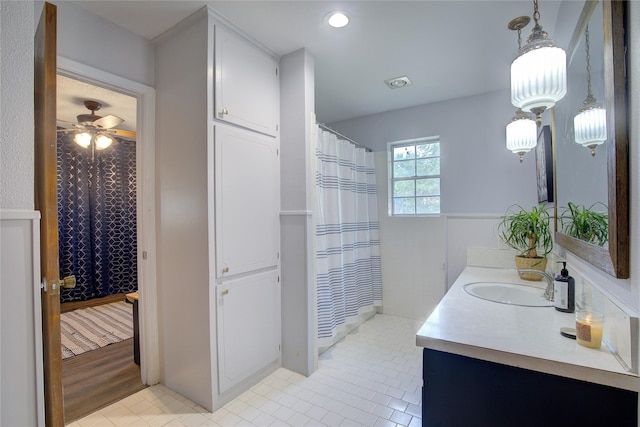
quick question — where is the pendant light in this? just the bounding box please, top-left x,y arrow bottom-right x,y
506,16 -> 537,162
511,0 -> 567,126
574,25 -> 606,157
506,108 -> 537,162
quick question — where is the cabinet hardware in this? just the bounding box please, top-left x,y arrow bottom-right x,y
221,289 -> 229,296
218,108 -> 229,117
222,267 -> 229,273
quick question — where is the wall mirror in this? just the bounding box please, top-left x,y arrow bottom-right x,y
553,0 -> 629,279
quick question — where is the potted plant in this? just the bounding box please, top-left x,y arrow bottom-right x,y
498,204 -> 553,281
559,202 -> 608,247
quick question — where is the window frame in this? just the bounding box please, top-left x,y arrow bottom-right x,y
387,136 -> 441,217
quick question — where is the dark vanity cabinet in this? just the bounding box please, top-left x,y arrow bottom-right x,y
422,349 -> 637,426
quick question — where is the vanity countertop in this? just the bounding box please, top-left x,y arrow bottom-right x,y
416,266 -> 639,391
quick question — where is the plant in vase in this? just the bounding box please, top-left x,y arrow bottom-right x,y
498,204 -> 553,281
559,201 -> 608,247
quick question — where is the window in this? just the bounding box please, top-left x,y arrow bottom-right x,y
388,137 -> 440,215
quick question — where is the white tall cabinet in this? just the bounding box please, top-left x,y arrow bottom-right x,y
155,7 -> 280,410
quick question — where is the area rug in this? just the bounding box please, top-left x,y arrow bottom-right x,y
61,301 -> 133,359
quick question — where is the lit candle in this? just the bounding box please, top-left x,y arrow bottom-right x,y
575,311 -> 604,349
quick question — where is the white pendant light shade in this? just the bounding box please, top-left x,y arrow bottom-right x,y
574,25 -> 605,157
506,109 -> 537,162
74,132 -> 92,148
510,1 -> 566,125
511,45 -> 567,113
574,104 -> 606,155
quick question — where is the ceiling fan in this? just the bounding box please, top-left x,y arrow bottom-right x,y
57,99 -> 136,148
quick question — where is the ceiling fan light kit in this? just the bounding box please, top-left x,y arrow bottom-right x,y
57,99 -> 133,156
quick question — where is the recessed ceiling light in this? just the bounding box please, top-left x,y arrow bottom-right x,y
327,11 -> 349,28
385,76 -> 412,89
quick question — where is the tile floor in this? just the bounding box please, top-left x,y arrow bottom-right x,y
68,314 -> 424,427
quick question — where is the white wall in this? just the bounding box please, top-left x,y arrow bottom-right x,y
54,1 -> 154,87
279,48 -> 317,375
372,152 -> 446,320
333,89 -> 539,320
332,89 -> 539,214
154,14 -> 214,409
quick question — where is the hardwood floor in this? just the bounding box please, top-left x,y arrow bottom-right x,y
62,331 -> 146,423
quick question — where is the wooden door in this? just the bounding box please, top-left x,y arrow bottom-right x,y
34,3 -> 64,426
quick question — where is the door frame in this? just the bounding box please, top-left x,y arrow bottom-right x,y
57,57 -> 159,385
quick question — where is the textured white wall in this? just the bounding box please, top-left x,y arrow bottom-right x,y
0,1 -> 35,210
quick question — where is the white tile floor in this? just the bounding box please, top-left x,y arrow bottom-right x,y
68,314 -> 424,427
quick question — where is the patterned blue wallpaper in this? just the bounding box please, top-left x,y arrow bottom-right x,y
57,132 -> 138,302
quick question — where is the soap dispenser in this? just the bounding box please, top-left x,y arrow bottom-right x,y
554,261 -> 575,313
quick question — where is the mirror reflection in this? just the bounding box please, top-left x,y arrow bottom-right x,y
554,1 -> 608,247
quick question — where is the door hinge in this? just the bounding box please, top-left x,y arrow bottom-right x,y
143,251 -> 148,260
276,67 -> 278,76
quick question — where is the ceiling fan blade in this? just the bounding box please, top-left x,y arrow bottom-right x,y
56,119 -> 81,127
93,114 -> 124,129
56,128 -> 79,133
110,129 -> 137,140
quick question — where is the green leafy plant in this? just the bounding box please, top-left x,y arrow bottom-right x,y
498,204 -> 553,258
559,202 -> 608,247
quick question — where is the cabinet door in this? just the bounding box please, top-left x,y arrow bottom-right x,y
216,272 -> 280,393
214,125 -> 279,278
215,25 -> 279,137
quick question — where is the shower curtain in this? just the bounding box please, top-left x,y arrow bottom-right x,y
315,126 -> 382,347
57,133 -> 138,302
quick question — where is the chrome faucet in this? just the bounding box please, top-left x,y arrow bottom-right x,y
518,269 -> 555,301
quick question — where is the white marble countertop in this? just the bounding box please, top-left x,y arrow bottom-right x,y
416,266 -> 639,391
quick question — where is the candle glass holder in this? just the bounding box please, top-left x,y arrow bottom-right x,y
575,311 -> 604,349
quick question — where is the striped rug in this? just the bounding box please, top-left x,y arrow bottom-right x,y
61,301 -> 133,359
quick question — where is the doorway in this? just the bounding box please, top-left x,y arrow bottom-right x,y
57,73 -> 141,421
55,57 -> 159,422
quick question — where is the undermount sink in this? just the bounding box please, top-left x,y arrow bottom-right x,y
463,282 -> 554,307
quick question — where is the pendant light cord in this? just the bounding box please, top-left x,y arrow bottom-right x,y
584,25 -> 594,100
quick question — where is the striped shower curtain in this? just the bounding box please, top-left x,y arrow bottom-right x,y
315,127 -> 382,347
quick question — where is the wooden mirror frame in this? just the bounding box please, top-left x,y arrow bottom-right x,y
553,0 -> 629,279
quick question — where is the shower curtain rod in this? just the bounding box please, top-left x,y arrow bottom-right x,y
317,123 -> 371,152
